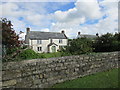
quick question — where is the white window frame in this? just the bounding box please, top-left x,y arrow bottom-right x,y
59,39 -> 63,43
37,40 -> 42,44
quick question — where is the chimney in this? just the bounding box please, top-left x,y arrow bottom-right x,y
77,32 -> 81,38
61,30 -> 65,34
78,32 -> 81,35
26,27 -> 30,34
96,33 -> 99,37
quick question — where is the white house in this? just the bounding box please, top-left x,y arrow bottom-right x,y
77,32 -> 97,39
25,28 -> 68,53
18,31 -> 26,46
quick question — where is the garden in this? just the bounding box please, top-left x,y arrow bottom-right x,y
1,17 -> 119,88
1,18 -> 120,62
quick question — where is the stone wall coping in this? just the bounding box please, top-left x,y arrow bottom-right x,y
2,51 -> 119,69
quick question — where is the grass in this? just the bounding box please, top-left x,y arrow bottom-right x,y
52,68 -> 119,88
40,52 -> 71,58
40,52 -> 62,58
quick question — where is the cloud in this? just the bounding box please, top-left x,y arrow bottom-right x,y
41,28 -> 50,32
1,2 -> 51,33
26,14 -> 44,26
0,3 -> 21,17
2,0 -> 77,2
1,0 -> 118,39
76,0 -> 103,19
50,0 -> 118,38
54,0 -> 102,22
8,17 -> 26,33
51,0 -> 103,38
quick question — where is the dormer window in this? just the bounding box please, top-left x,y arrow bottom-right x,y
37,40 -> 42,44
59,39 -> 62,43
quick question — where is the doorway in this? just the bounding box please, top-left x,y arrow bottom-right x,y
51,46 -> 56,52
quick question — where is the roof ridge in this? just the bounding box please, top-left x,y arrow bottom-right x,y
81,34 -> 96,36
30,31 -> 62,34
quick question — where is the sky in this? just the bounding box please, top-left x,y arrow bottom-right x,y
0,0 -> 119,39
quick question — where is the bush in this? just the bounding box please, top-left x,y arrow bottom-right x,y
22,45 -> 27,49
6,47 -> 18,55
18,49 -> 45,59
63,37 -> 93,55
93,32 -> 120,52
60,51 -> 72,56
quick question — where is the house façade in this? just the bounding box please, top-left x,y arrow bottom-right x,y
25,28 -> 68,53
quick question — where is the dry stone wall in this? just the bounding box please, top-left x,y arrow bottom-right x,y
2,52 -> 119,88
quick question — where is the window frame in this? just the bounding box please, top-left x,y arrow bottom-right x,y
59,39 -> 63,43
37,40 -> 42,44
37,47 -> 42,51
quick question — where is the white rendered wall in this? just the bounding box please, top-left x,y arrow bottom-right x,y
29,39 -> 68,53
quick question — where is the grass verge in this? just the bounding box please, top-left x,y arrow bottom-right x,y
52,68 -> 119,88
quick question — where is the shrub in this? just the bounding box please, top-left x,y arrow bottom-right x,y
6,47 -> 18,55
93,32 -> 120,52
22,45 -> 27,49
63,37 -> 93,55
18,49 -> 45,59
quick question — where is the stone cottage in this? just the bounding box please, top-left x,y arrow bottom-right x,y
25,28 -> 68,53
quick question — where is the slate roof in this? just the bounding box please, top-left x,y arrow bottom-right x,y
27,31 -> 68,40
77,34 -> 97,39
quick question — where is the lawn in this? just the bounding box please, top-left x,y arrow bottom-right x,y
52,68 -> 119,88
40,52 -> 62,58
39,52 -> 71,59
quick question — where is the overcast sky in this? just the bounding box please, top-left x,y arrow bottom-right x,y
1,0 -> 119,38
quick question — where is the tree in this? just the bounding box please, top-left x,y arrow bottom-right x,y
112,32 -> 120,51
114,32 -> 120,41
63,37 -> 93,55
93,33 -> 117,52
1,18 -> 20,56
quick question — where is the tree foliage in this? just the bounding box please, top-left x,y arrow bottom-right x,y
1,18 -> 20,55
63,37 -> 93,55
93,32 -> 120,52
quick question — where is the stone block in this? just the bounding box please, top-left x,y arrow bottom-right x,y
2,70 -> 21,81
3,80 -> 16,87
39,74 -> 44,79
33,79 -> 42,85
84,57 -> 89,60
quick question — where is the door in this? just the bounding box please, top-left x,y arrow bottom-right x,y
51,46 -> 56,52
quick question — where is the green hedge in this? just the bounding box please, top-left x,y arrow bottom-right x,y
18,49 -> 45,59
18,49 -> 70,60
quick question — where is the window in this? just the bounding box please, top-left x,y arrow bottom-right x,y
59,39 -> 62,43
37,40 -> 42,44
37,47 -> 42,51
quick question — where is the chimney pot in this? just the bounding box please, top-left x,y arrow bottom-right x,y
96,33 -> 99,37
61,30 -> 65,34
78,32 -> 81,35
26,27 -> 30,34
